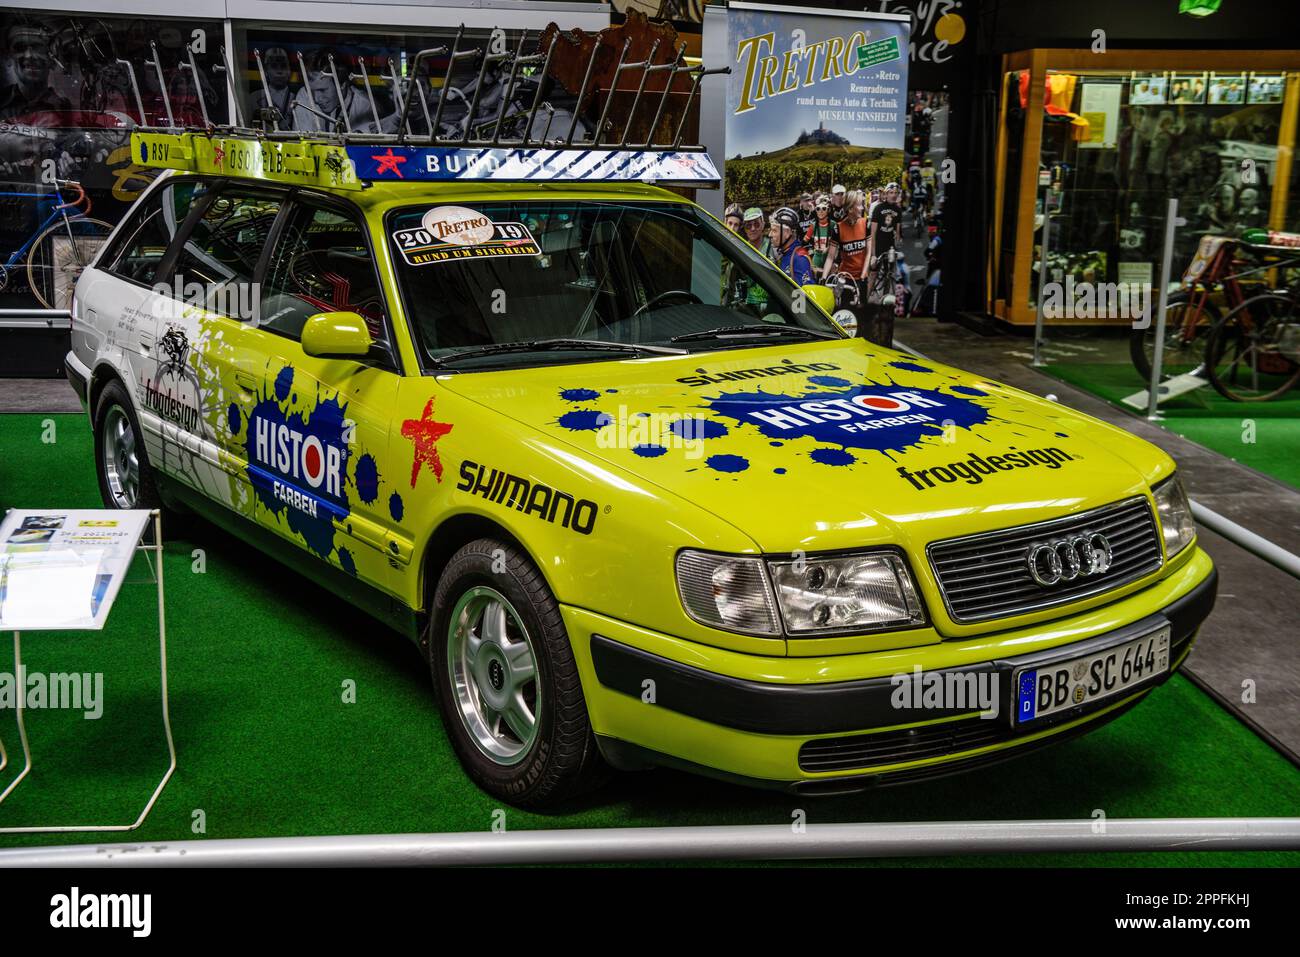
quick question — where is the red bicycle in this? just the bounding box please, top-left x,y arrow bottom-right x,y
1203,283 -> 1300,401
1128,235 -> 1294,382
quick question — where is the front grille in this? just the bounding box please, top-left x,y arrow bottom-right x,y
800,719 -> 1008,773
798,696 -> 1145,780
927,497 -> 1163,623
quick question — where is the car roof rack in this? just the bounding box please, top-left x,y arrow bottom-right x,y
123,21 -> 727,189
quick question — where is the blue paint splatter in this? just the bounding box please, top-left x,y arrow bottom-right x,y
669,418 -> 728,441
606,388 -> 618,394
811,448 -> 856,467
707,383 -> 990,455
769,441 -> 784,447
774,467 -> 787,475
1055,431 -> 1069,438
338,547 -> 357,576
890,361 -> 933,374
560,388 -> 601,402
245,389 -> 351,560
951,385 -> 989,397
227,403 -> 241,435
706,454 -> 749,473
389,492 -> 404,522
355,454 -> 380,504
557,409 -> 613,431
633,444 -> 668,457
809,375 -> 851,386
274,365 -> 294,401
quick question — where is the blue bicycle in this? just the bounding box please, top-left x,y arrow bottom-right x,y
0,180 -> 112,310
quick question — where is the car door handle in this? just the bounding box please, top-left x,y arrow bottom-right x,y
235,372 -> 259,392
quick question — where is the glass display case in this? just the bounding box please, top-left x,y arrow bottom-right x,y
991,50 -> 1300,327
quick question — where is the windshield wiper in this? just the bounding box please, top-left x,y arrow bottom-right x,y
670,324 -> 841,344
429,338 -> 687,367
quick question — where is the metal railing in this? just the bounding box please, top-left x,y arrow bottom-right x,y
1191,501 -> 1300,581
2,817 -> 1299,866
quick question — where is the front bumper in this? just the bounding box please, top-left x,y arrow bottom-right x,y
565,547 -> 1216,790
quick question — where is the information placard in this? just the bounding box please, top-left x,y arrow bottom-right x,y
0,509 -> 151,631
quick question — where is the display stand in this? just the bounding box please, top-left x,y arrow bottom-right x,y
0,508 -> 175,833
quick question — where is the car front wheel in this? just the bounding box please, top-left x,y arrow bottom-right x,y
428,537 -> 607,808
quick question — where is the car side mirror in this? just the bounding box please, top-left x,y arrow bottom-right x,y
301,311 -> 372,359
801,283 -> 836,317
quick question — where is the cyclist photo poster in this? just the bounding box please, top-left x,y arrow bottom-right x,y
0,14 -> 228,310
706,3 -> 909,220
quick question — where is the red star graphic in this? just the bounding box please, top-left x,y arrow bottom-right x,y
374,148 -> 407,178
401,397 -> 454,487
212,144 -> 225,168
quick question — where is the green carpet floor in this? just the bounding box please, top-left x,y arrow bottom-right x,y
1,412 -> 1297,865
1045,362 -> 1300,490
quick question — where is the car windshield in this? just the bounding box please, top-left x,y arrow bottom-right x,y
386,200 -> 842,370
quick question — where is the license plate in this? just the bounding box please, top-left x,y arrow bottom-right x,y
1014,626 -> 1170,725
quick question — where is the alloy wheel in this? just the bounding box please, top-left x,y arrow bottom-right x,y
102,406 -> 140,508
446,585 -> 541,766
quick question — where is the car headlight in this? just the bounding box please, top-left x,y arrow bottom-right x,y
675,549 -> 925,637
1152,474 -> 1196,558
768,552 -> 924,634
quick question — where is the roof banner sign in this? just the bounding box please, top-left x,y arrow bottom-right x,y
133,132 -> 362,191
133,132 -> 720,188
346,146 -> 721,186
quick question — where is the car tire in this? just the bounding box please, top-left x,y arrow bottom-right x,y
428,537 -> 608,808
94,379 -> 162,512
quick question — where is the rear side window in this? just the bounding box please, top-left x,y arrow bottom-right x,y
259,200 -> 391,353
106,180 -> 205,286
169,189 -> 282,319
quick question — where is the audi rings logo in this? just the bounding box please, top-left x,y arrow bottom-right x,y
1026,533 -> 1113,587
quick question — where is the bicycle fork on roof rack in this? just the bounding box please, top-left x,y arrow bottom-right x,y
110,23 -> 728,153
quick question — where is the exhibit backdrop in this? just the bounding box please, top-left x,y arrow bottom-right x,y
703,1 -> 909,215
0,13 -> 228,311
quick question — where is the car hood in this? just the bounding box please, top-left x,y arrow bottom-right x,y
436,339 -> 1171,553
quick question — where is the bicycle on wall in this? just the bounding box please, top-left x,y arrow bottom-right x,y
0,179 -> 113,311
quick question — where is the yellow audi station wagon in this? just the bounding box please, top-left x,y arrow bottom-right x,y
64,127 -> 1216,806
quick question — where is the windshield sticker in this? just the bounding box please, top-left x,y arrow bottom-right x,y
392,205 -> 541,266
